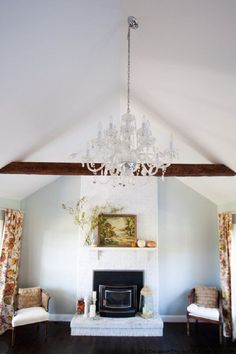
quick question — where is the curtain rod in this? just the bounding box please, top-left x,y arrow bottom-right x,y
0,208 -> 24,214
0,208 -> 22,211
219,211 -> 236,214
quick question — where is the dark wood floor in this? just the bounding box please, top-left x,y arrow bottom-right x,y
0,321 -> 236,354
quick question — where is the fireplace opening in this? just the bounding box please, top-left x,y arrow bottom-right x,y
93,270 -> 143,318
99,285 -> 137,317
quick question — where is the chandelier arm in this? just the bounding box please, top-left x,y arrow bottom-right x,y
143,164 -> 159,176
86,163 -> 105,174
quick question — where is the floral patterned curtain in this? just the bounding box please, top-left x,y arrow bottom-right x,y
0,209 -> 24,334
218,212 -> 233,337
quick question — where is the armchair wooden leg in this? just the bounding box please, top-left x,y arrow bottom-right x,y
187,313 -> 190,336
195,319 -> 198,332
45,321 -> 48,341
12,328 -> 15,347
219,321 -> 223,344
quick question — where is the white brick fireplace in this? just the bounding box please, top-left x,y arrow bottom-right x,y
76,176 -> 159,313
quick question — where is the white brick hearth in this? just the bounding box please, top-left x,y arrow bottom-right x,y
71,314 -> 163,337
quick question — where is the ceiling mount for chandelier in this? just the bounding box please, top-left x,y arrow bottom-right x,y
82,16 -> 178,186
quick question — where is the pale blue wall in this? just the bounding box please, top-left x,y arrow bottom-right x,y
0,198 -> 21,210
20,176 -> 81,314
158,178 -> 219,316
0,198 -> 21,221
218,202 -> 236,213
19,175 -> 220,316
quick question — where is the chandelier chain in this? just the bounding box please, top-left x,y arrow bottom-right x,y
127,26 -> 131,114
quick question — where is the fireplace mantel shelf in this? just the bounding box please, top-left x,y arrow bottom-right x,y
80,246 -> 156,260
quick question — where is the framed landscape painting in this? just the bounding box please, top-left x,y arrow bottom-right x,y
98,214 -> 137,247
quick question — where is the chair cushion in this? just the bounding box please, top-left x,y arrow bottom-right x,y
187,303 -> 219,321
12,307 -> 49,327
195,286 -> 218,308
17,287 -> 41,309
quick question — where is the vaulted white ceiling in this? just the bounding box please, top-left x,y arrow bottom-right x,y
0,0 -> 235,205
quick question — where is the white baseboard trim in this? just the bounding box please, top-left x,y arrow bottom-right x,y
49,314 -> 73,322
161,315 -> 186,323
49,314 -> 187,323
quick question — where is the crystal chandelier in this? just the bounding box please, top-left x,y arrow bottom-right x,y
82,16 -> 178,186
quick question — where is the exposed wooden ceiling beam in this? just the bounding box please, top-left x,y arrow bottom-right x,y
0,162 -> 235,177
164,164 -> 235,177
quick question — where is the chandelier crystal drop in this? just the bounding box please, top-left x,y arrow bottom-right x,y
82,16 -> 178,186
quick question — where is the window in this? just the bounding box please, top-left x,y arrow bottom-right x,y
0,211 -> 4,253
231,214 -> 236,339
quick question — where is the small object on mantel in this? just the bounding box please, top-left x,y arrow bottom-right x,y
89,304 -> 96,318
83,297 -> 88,317
146,241 -> 156,248
131,241 -> 137,248
92,291 -> 97,304
77,298 -> 85,314
137,239 -> 146,248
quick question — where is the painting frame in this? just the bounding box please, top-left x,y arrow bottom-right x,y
98,214 -> 137,247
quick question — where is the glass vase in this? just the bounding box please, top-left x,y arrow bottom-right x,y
84,233 -> 92,246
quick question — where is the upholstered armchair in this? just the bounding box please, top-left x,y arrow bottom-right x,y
12,287 -> 50,346
186,287 -> 223,344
